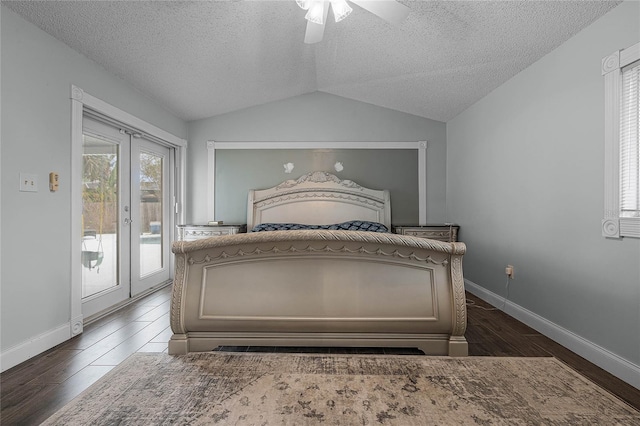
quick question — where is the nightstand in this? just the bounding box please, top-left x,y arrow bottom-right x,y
392,224 -> 459,242
176,224 -> 247,241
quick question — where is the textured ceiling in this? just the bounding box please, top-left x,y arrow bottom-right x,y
3,1 -> 621,122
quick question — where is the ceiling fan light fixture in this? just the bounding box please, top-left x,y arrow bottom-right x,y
301,0 -> 409,44
305,1 -> 326,25
331,0 -> 352,23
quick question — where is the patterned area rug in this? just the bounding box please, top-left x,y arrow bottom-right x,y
42,353 -> 639,425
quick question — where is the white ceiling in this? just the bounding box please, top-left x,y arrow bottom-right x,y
3,0 -> 621,122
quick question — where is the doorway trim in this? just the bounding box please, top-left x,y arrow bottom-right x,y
207,140 -> 428,225
70,85 -> 187,336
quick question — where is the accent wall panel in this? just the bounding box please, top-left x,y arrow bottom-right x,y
214,148 -> 418,224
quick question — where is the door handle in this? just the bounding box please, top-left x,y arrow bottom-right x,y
124,218 -> 133,225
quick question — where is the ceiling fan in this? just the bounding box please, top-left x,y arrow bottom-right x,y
296,0 -> 410,44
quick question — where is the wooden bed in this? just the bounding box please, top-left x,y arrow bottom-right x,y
169,172 -> 468,356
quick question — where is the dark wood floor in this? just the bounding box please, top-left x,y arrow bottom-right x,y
2,287 -> 639,424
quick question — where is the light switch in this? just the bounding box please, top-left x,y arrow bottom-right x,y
19,173 -> 38,192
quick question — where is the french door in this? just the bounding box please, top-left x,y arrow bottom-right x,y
130,138 -> 172,296
81,116 -> 173,318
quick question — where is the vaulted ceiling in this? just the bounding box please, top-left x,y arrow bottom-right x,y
3,0 -> 621,122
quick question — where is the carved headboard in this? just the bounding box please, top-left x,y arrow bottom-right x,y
247,172 -> 391,230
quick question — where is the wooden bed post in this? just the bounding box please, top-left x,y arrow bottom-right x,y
168,334 -> 189,355
169,250 -> 189,355
449,244 -> 468,356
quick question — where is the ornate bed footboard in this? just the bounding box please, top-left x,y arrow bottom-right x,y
169,230 -> 468,356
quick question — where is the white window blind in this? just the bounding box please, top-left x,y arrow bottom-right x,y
620,61 -> 640,218
602,42 -> 640,238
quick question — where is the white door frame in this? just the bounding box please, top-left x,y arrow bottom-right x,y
70,85 -> 186,336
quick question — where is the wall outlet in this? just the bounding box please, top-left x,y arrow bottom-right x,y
505,265 -> 514,279
19,173 -> 38,192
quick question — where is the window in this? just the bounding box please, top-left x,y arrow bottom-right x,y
620,62 -> 639,219
602,42 -> 640,238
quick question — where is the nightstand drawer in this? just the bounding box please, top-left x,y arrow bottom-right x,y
393,225 -> 459,242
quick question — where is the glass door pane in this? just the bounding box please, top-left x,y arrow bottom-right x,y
131,138 -> 172,296
139,151 -> 164,276
81,134 -> 119,298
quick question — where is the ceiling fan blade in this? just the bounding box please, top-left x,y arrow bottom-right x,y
350,0 -> 410,26
304,2 -> 329,44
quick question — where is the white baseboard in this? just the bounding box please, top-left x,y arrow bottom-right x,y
0,323 -> 71,372
465,279 -> 640,389
0,284 -> 169,373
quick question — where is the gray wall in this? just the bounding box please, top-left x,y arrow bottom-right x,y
187,92 -> 447,224
447,1 -> 639,364
215,149 -> 418,225
1,6 -> 187,351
